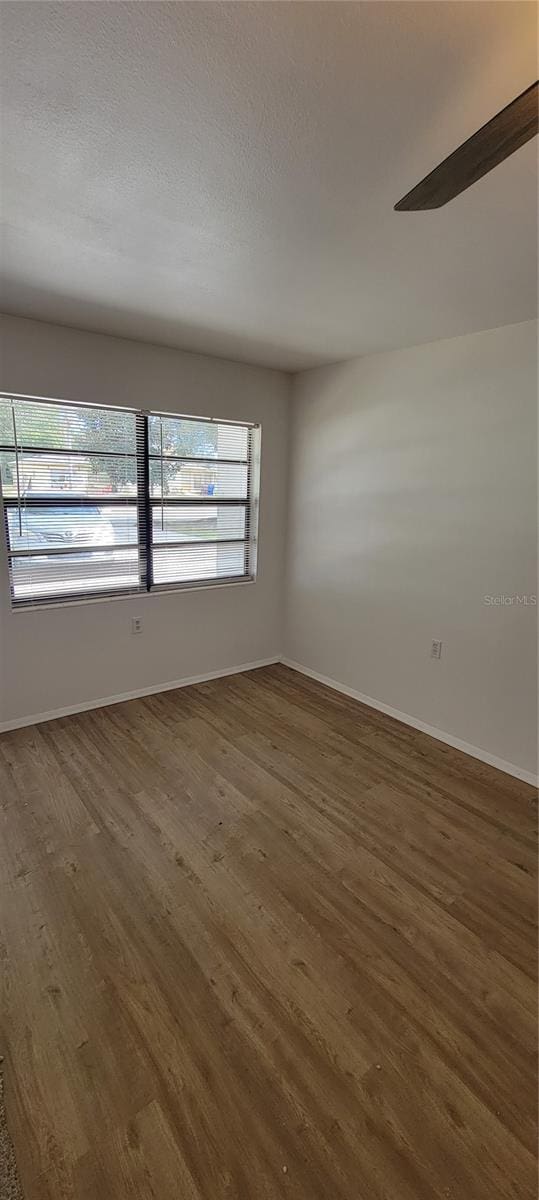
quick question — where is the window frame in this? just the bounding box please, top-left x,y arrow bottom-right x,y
0,392 -> 259,610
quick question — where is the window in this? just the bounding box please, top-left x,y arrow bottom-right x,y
0,394 -> 258,608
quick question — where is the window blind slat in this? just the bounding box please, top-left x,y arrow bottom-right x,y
9,548 -> 140,600
0,399 -> 136,454
149,460 -> 248,501
6,503 -> 139,552
151,503 -> 247,544
148,416 -> 248,462
152,542 -> 247,586
0,451 -> 137,498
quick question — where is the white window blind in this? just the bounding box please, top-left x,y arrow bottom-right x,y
147,413 -> 253,588
0,394 -> 257,608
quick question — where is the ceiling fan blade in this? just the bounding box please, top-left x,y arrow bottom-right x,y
395,81 -> 538,210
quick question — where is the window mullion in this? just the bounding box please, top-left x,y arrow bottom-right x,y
245,426 -> 253,577
136,411 -> 153,591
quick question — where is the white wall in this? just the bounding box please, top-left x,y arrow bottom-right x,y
0,315 -> 290,723
284,321 -> 538,779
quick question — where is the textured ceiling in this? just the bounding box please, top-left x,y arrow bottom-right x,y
0,1 -> 537,370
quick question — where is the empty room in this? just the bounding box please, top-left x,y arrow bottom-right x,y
0,2 -> 537,1198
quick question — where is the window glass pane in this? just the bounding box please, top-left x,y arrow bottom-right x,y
9,548 -> 140,601
0,451 -> 137,498
0,398 -> 136,455
149,460 -> 247,500
6,503 -> 138,552
148,416 -> 248,461
151,504 -> 246,544
152,542 -> 246,585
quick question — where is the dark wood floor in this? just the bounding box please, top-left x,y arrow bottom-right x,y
0,664 -> 537,1199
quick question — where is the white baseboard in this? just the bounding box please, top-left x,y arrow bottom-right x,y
0,657 -> 280,733
281,658 -> 538,789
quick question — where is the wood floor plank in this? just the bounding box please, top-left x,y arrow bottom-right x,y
0,664 -> 536,1198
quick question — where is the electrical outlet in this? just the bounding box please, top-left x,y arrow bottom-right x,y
431,639 -> 442,660
131,616 -> 143,635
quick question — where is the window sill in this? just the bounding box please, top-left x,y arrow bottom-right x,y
10,575 -> 256,613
